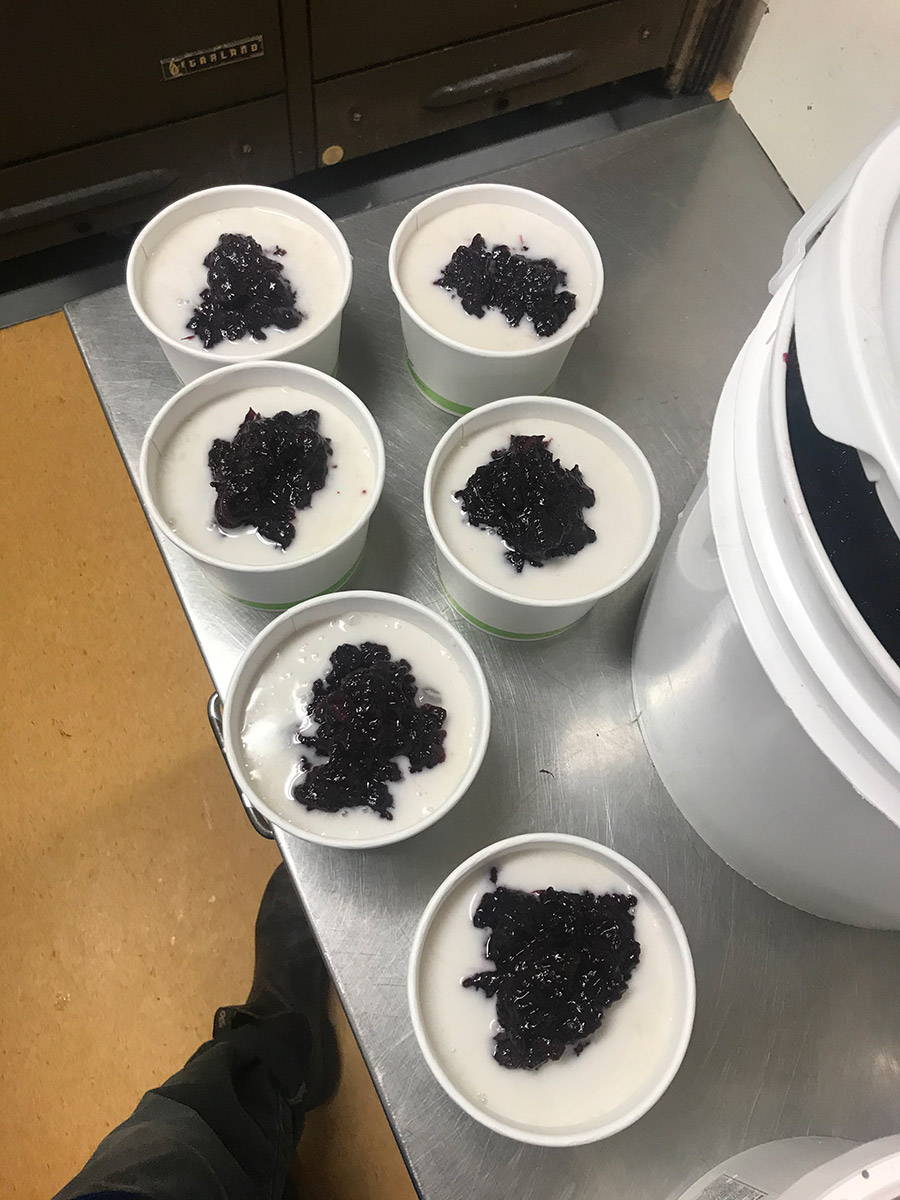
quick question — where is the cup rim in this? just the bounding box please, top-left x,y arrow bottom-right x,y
126,184 -> 353,364
221,590 -> 492,848
388,183 -> 604,359
423,395 -> 661,609
138,361 -> 385,575
407,831 -> 696,1146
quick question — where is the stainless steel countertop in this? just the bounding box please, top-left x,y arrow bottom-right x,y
67,102 -> 900,1200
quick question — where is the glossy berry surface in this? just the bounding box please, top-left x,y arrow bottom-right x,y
435,233 -> 576,337
463,878 -> 640,1070
292,642 -> 448,820
455,434 -> 596,571
187,233 -> 304,348
208,408 -> 331,549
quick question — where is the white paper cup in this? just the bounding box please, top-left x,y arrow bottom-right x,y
127,184 -> 352,384
388,184 -> 604,415
139,362 -> 384,609
408,833 -> 696,1146
424,396 -> 661,639
222,591 -> 491,847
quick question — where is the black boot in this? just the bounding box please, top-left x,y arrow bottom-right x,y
215,864 -> 339,1117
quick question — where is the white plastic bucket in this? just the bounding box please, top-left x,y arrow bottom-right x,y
675,1135 -> 900,1200
127,184 -> 353,384
140,361 -> 385,609
388,184 -> 603,415
423,395 -> 660,639
633,284 -> 900,928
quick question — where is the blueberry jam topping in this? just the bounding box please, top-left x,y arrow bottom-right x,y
463,875 -> 640,1070
455,434 -> 596,572
292,642 -> 448,820
187,233 -> 304,349
208,408 -> 331,549
435,233 -> 576,337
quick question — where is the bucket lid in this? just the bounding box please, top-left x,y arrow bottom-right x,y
779,1134 -> 900,1200
791,121 -> 900,539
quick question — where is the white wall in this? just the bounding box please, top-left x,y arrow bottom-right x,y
731,0 -> 900,209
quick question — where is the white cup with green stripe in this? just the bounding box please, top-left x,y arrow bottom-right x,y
388,184 -> 603,416
424,396 -> 660,639
139,361 -> 384,609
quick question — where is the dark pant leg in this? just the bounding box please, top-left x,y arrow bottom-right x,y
54,1011 -> 311,1200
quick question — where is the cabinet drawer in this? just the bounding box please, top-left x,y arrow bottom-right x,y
1,1 -> 284,167
314,0 -> 685,163
0,96 -> 293,260
309,0 -> 599,80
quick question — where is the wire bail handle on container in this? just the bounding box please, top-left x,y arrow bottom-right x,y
206,692 -> 274,839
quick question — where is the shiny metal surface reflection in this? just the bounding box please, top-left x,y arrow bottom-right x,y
67,102 -> 900,1200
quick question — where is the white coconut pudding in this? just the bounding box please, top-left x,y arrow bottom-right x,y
139,206 -> 345,357
239,609 -> 481,840
416,844 -> 684,1131
397,202 -> 595,352
155,384 -> 376,566
432,416 -> 651,601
